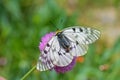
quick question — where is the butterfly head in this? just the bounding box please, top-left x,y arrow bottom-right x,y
55,30 -> 62,35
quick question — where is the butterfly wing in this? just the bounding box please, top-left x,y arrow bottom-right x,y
53,46 -> 74,67
37,36 -> 59,71
62,26 -> 100,44
70,41 -> 88,56
62,26 -> 100,56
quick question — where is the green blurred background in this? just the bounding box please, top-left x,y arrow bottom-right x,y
0,0 -> 120,80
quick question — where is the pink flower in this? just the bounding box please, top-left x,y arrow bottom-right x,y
54,57 -> 76,73
39,32 -> 77,73
39,32 -> 55,51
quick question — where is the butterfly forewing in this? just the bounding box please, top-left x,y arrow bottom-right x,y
62,26 -> 100,44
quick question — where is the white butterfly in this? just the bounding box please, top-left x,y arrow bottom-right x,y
37,26 -> 100,71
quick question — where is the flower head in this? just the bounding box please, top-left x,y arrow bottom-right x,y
54,56 -> 76,73
39,32 -> 55,51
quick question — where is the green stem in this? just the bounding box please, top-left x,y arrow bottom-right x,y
20,65 -> 36,80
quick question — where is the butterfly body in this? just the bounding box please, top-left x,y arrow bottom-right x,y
56,32 -> 71,52
37,26 -> 100,71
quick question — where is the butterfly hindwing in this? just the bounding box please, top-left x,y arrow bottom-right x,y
54,47 -> 74,67
64,39 -> 88,57
37,36 -> 58,71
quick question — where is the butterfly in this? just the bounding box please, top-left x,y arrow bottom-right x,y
37,26 -> 100,71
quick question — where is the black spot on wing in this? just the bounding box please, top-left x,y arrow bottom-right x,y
63,53 -> 65,55
58,52 -> 61,55
70,47 -> 73,50
72,28 -> 75,32
76,41 -> 79,45
46,43 -> 50,47
79,28 -> 83,32
44,50 -> 47,54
